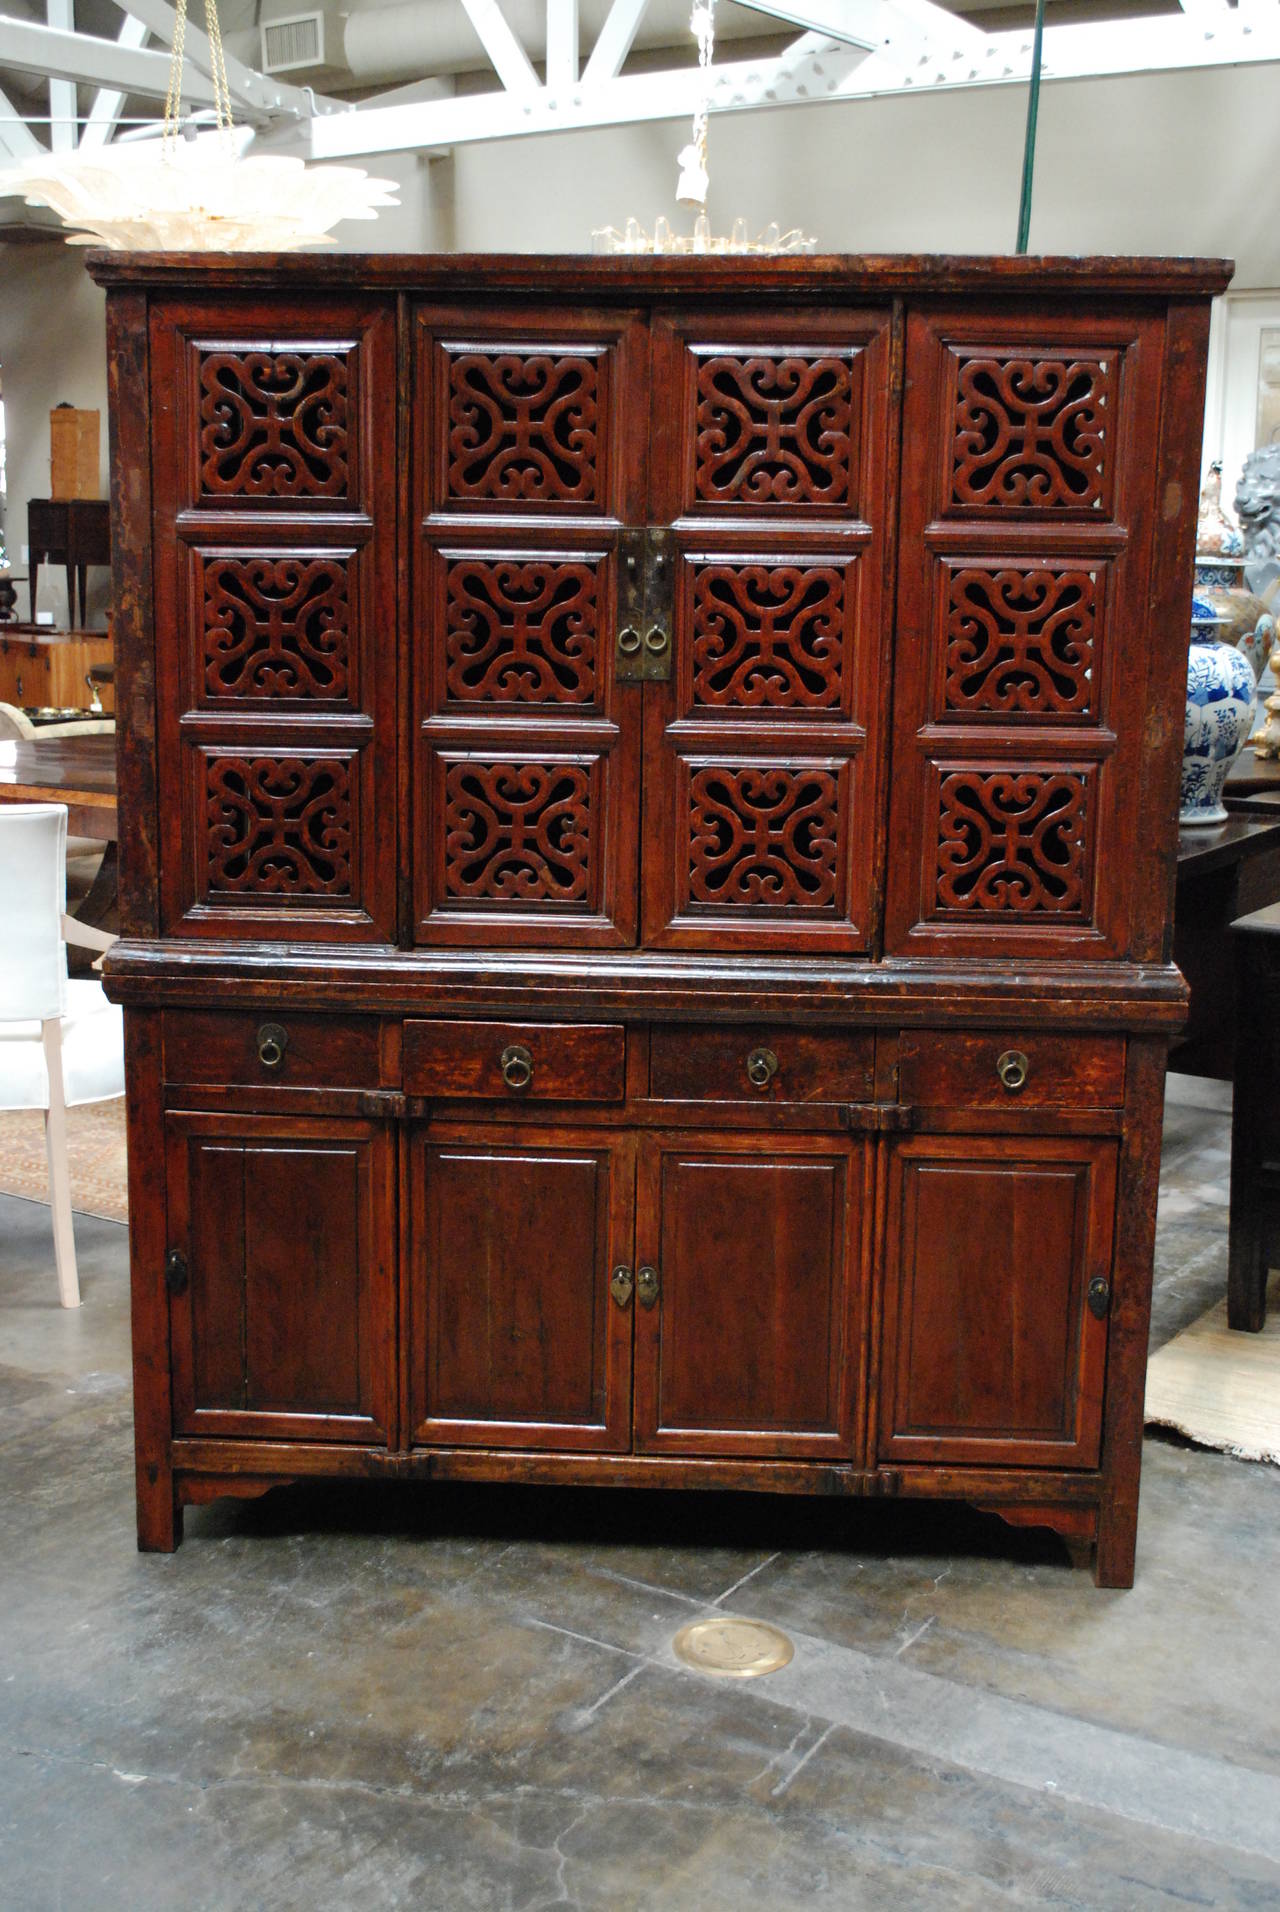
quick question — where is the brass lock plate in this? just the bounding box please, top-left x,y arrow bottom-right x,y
616,528 -> 674,681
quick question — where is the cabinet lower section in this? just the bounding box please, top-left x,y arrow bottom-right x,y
127,1003 -> 1166,1589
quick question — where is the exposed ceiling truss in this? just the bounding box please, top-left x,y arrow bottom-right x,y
0,0 -> 1277,165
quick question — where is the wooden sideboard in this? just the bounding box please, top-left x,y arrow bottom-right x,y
92,250 -> 1228,1585
0,629 -> 114,711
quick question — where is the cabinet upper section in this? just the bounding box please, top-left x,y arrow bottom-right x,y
97,254 -> 1226,967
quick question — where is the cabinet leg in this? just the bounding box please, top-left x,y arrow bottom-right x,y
136,1463 -> 182,1553
1092,1501 -> 1136,1588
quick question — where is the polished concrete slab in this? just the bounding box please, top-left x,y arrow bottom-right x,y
1,1092 -> 1278,1911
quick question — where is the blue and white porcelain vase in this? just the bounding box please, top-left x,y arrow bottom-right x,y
1181,595 -> 1258,826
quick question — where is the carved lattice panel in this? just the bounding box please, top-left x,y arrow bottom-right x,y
689,561 -> 848,712
203,752 -> 355,898
684,763 -> 842,912
949,352 -> 1115,513
442,555 -> 601,706
692,352 -> 856,509
934,768 -> 1092,916
199,553 -> 353,703
441,758 -> 597,907
444,348 -> 602,506
197,347 -> 351,500
942,565 -> 1100,720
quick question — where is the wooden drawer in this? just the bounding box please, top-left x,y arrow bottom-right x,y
403,1020 -> 625,1101
650,1025 -> 875,1103
897,1032 -> 1126,1111
164,1011 -> 383,1090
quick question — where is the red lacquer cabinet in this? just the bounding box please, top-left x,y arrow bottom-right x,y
94,251 -> 1229,1587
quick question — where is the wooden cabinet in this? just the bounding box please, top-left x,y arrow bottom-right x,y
96,251 -> 1227,1587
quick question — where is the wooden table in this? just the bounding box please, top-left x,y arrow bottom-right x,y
0,733 -> 118,933
1173,814 -> 1280,1078
1228,902 -> 1280,1329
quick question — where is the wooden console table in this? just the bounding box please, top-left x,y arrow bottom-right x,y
1173,815 -> 1280,1078
26,498 -> 111,627
1228,903 -> 1280,1331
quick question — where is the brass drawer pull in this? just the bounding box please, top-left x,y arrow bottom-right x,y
996,1049 -> 1029,1093
500,1042 -> 534,1091
257,1022 -> 288,1070
636,1264 -> 661,1309
610,1265 -> 634,1309
746,1045 -> 779,1091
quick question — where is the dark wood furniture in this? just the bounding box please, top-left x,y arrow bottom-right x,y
91,250 -> 1230,1587
1228,902 -> 1280,1330
26,497 -> 111,628
1172,815 -> 1280,1078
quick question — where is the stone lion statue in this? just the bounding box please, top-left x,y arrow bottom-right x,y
1236,443 -> 1280,561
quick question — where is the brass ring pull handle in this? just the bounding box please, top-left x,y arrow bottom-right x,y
643,624 -> 669,656
610,1265 -> 634,1309
257,1022 -> 288,1071
746,1046 -> 779,1091
995,1049 -> 1029,1093
636,1264 -> 660,1309
617,625 -> 642,655
500,1043 -> 534,1092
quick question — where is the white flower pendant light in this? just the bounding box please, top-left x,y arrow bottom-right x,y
0,0 -> 398,251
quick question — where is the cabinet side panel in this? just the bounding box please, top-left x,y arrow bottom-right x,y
106,289 -> 159,937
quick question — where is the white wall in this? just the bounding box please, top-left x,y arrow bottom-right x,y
0,244 -> 110,628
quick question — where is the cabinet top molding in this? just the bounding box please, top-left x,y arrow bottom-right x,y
84,249 -> 1234,299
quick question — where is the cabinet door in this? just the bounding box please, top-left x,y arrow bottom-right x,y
412,305 -> 648,948
879,1134 -> 1116,1468
166,1113 -> 395,1442
634,1133 -> 864,1458
640,308 -> 897,952
409,1125 -> 634,1450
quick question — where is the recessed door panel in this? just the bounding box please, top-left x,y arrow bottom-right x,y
879,1134 -> 1116,1467
634,1133 -> 865,1458
410,1126 -> 634,1450
166,1111 -> 394,1443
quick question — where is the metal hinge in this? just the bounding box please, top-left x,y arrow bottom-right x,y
616,527 -> 674,681
842,1102 -> 919,1134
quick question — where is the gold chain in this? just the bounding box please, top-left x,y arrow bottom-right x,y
163,0 -> 235,158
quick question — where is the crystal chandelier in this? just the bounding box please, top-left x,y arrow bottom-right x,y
592,0 -> 816,257
0,0 -> 398,251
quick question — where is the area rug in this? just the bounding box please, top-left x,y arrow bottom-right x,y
1145,1269 -> 1280,1465
0,1100 -> 129,1225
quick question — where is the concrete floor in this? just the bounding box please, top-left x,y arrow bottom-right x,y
2,1089 -> 1279,1910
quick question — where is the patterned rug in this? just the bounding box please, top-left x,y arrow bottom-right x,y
0,1099 -> 129,1224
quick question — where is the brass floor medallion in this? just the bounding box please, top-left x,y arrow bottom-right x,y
671,1617 -> 795,1679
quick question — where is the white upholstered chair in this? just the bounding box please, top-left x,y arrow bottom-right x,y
0,804 -> 123,1307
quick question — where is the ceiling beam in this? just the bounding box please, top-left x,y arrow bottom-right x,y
79,12 -> 148,149
47,0 -> 76,152
311,4 -> 1280,162
0,12 -> 220,106
459,0 -> 540,93
106,0 -> 341,123
0,78 -> 41,158
582,0 -> 649,82
546,0 -> 579,90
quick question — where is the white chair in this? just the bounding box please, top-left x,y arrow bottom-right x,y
0,804 -> 123,1307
